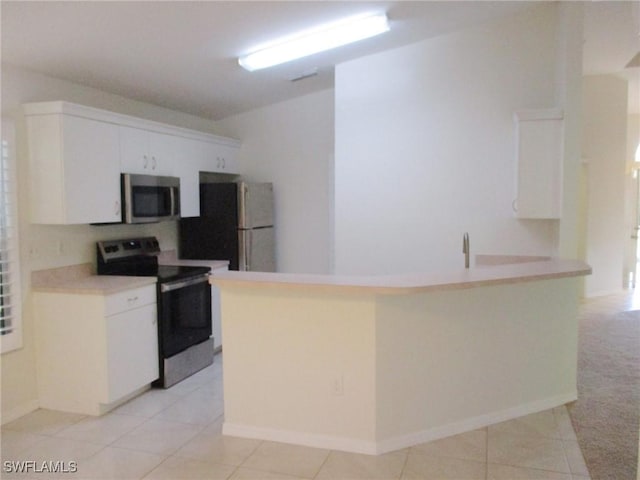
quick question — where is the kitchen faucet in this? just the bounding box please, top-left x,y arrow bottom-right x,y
463,232 -> 470,269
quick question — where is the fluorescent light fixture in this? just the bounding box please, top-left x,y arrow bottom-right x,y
238,12 -> 390,72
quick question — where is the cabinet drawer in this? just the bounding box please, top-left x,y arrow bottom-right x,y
105,285 -> 156,316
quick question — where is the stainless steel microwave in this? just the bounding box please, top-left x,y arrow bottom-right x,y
121,173 -> 180,224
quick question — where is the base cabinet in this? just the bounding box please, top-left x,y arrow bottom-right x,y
34,285 -> 159,415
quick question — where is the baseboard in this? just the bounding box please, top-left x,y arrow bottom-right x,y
223,392 -> 576,456
375,392 -> 577,454
1,399 -> 39,425
223,422 -> 378,455
584,287 -> 626,299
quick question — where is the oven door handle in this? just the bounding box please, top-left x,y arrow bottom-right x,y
160,273 -> 210,293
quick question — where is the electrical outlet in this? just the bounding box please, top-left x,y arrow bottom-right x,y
332,375 -> 344,396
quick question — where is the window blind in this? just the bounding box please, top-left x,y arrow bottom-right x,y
1,120 -> 22,353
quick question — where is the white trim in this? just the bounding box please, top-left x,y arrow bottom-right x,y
1,118 -> 22,354
514,108 -> 564,122
0,400 -> 39,425
22,101 -> 240,147
374,392 -> 577,455
584,287 -> 626,299
223,393 -> 577,455
223,422 -> 378,455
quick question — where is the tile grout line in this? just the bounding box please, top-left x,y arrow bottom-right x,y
311,448 -> 332,479
485,426 -> 489,480
398,447 -> 411,479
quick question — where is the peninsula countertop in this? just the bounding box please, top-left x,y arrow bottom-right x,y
216,254 -> 590,454
210,256 -> 591,295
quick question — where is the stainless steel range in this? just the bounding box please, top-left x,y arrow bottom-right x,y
97,236 -> 213,388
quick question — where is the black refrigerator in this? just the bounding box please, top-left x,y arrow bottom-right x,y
179,182 -> 275,272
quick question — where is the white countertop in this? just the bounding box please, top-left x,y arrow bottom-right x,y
32,252 -> 230,295
32,264 -> 157,295
210,257 -> 591,295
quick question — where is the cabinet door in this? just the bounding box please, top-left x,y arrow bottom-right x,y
148,132 -> 175,176
105,303 -> 159,402
199,141 -> 239,174
514,110 -> 563,219
215,144 -> 239,174
174,136 -> 200,217
120,126 -> 176,176
198,140 -> 218,172
63,116 -> 121,224
120,125 -> 150,174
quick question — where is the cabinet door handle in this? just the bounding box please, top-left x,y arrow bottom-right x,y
222,158 -> 226,169
114,201 -> 121,216
152,157 -> 157,170
127,296 -> 139,303
143,155 -> 149,169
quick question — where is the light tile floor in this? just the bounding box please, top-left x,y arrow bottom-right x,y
5,290 -> 631,479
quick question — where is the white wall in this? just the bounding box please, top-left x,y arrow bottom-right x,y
334,3 -> 577,275
583,75 -> 628,297
556,2 -> 585,259
215,90 -> 334,274
1,64 -> 221,421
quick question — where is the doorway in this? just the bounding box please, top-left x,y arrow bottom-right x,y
627,142 -> 640,288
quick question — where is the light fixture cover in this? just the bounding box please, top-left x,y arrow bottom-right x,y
238,12 -> 390,72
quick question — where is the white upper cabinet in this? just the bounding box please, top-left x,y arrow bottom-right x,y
119,126 -> 176,176
24,101 -> 241,224
173,136 -> 201,218
513,109 -> 564,219
175,138 -> 241,218
26,108 -> 122,224
213,143 -> 239,173
196,139 -> 240,174
203,141 -> 238,173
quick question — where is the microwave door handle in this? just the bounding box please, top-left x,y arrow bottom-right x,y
170,186 -> 177,216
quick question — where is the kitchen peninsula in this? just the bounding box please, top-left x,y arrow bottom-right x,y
211,257 -> 591,455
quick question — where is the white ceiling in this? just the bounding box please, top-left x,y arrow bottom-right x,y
2,1 -> 639,120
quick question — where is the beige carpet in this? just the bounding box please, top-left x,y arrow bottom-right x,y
568,308 -> 640,480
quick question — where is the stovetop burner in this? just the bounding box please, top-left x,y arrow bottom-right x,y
97,236 -> 210,283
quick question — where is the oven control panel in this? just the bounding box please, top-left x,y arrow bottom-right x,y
98,236 -> 161,263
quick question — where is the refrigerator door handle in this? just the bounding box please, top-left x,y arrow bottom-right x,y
239,182 -> 249,229
244,184 -> 251,228
240,230 -> 250,271
246,229 -> 252,271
